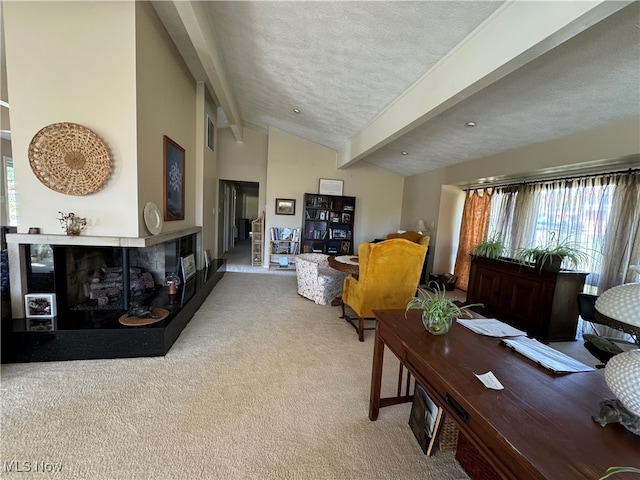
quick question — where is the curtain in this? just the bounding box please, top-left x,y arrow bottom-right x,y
453,189 -> 492,291
598,172 -> 640,291
487,176 -> 616,286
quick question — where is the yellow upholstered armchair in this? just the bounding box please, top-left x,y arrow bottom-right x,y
385,231 -> 430,249
341,238 -> 427,341
385,231 -> 430,284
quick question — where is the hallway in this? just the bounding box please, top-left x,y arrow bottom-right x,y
221,239 -> 295,275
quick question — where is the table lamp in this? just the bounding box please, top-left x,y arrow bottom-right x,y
592,282 -> 640,435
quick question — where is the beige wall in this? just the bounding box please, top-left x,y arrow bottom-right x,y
402,118 -> 640,275
135,1 -> 197,236
4,1 -> 139,236
265,128 -> 404,267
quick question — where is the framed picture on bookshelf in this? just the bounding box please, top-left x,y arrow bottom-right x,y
275,198 -> 296,215
319,178 -> 343,195
340,241 -> 351,254
341,213 -> 351,224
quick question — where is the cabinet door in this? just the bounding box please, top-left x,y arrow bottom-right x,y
498,275 -> 541,333
469,265 -> 501,312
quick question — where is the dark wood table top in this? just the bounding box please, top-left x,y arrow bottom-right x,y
328,255 -> 359,276
370,309 -> 640,480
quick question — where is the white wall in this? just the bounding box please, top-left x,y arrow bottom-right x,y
4,1 -> 139,236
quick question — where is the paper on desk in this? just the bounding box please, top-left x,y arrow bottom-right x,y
456,318 -> 527,337
475,371 -> 504,390
502,337 -> 595,373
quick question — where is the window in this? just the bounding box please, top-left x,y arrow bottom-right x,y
3,156 -> 17,226
486,174 -> 633,292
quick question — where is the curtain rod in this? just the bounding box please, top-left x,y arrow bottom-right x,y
464,168 -> 638,192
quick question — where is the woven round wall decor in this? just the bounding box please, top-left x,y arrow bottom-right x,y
28,122 -> 112,196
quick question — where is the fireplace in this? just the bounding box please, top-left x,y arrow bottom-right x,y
2,228 -> 226,363
61,245 -> 163,310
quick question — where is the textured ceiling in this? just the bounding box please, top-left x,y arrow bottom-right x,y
204,1 -> 503,152
159,1 -> 640,178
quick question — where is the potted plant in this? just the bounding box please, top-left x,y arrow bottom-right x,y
472,236 -> 505,259
516,234 -> 588,272
406,282 -> 482,335
600,467 -> 640,479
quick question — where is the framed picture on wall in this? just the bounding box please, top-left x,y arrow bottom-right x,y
275,198 -> 296,215
319,178 -> 344,196
207,115 -> 214,150
163,136 -> 185,221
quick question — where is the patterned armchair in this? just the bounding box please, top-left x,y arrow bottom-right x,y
296,253 -> 347,305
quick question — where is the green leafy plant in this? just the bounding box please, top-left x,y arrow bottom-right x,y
406,282 -> 482,335
599,466 -> 640,479
472,236 -> 505,259
515,233 -> 588,271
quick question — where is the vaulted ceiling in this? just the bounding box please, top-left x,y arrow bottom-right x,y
153,1 -> 640,178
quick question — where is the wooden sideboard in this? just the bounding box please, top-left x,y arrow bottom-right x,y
466,256 -> 587,342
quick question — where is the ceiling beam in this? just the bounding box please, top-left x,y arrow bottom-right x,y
154,1 -> 244,142
338,0 -> 632,169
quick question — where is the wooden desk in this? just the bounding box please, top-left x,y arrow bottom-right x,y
369,309 -> 640,480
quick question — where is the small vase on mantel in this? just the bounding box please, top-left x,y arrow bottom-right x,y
58,211 -> 87,236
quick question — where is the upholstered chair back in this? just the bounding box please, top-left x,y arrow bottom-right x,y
342,238 -> 427,320
385,231 -> 430,249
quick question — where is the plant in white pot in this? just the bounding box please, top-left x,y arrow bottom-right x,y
406,282 -> 482,335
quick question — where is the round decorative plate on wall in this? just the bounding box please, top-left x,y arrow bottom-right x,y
28,122 -> 112,196
143,202 -> 163,236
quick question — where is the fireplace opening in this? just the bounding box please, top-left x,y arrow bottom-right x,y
62,245 -> 166,311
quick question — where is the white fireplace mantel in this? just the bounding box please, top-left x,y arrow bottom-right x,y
6,226 -> 202,248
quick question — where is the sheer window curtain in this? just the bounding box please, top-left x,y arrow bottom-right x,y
487,177 -> 615,286
453,189 -> 492,291
598,172 -> 640,290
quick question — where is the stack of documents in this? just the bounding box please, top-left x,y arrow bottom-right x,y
456,318 -> 526,337
502,337 -> 595,373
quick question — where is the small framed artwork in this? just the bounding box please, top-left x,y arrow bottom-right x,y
180,253 -> 197,282
163,135 -> 185,221
408,384 -> 445,456
207,115 -> 214,150
319,178 -> 344,196
25,293 -> 57,318
275,198 -> 296,215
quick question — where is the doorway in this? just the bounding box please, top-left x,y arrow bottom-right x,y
218,180 -> 259,267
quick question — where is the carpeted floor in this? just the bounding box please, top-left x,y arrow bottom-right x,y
0,273 -> 470,480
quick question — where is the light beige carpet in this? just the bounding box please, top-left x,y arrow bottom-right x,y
1,273 -> 469,480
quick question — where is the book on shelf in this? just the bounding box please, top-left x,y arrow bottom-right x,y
272,226 -> 300,241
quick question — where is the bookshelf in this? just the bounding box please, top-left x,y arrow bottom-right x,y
302,193 -> 356,255
251,217 -> 264,266
269,226 -> 300,269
